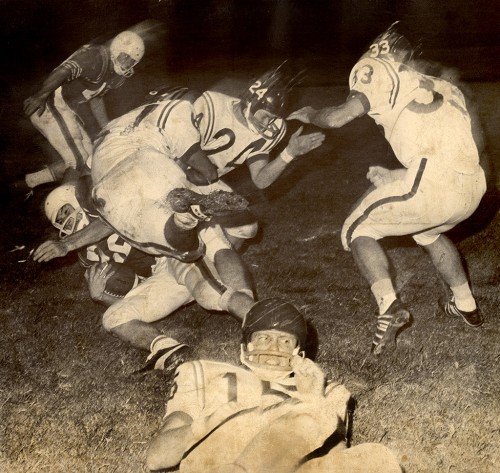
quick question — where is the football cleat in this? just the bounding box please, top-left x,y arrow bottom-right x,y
371,299 -> 411,356
134,344 -> 194,375
441,298 -> 483,327
167,188 -> 249,221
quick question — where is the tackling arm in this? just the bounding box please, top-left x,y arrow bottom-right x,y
287,95 -> 367,129
248,126 -> 325,189
33,218 -> 114,263
23,67 -> 71,117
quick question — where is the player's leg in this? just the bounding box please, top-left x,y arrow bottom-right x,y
421,234 -> 482,326
102,260 -> 194,370
27,89 -> 91,188
193,180 -> 258,250
297,442 -> 402,473
414,170 -> 486,327
230,401 -> 342,473
341,180 -> 420,355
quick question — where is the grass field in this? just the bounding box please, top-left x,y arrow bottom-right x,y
0,67 -> 499,473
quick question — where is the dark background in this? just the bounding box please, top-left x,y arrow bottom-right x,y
1,0 -> 499,81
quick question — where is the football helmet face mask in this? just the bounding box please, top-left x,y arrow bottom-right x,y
240,63 -> 302,139
44,184 -> 89,238
362,22 -> 414,64
241,298 -> 307,379
110,31 -> 145,77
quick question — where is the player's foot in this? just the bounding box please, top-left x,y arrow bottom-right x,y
441,298 -> 483,327
371,299 -> 411,356
134,344 -> 194,375
167,188 -> 249,221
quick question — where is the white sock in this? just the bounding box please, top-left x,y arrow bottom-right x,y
173,213 -> 199,230
25,168 -> 56,188
371,279 -> 397,315
450,282 -> 477,312
149,335 -> 182,354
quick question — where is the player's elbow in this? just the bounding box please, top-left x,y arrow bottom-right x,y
252,176 -> 272,189
146,442 -> 180,472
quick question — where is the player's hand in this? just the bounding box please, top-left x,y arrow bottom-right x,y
285,126 -> 325,158
366,166 -> 392,187
287,106 -> 316,123
291,356 -> 326,401
33,240 -> 70,263
84,262 -> 116,301
23,94 -> 48,117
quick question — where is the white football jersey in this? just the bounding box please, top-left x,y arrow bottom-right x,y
193,91 -> 287,177
90,98 -> 200,181
166,360 -> 297,420
349,57 -> 480,175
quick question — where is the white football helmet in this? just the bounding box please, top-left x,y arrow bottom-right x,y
241,298 -> 307,380
361,22 -> 415,64
110,31 -> 145,77
44,184 -> 89,238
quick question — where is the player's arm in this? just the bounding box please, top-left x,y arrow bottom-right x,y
177,143 -> 219,186
146,411 -> 195,471
287,94 -> 367,129
33,219 -> 113,263
147,402 -> 245,471
23,67 -> 71,117
248,126 -> 325,189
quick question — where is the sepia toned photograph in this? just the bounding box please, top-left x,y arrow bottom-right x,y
1,1 -> 499,472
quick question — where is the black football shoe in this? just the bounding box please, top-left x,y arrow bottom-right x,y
441,298 -> 483,327
371,299 -> 411,356
167,188 -> 249,221
133,344 -> 194,376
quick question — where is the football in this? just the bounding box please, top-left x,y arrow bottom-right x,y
103,262 -> 138,298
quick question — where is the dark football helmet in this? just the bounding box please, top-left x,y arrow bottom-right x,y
241,298 -> 307,377
240,63 -> 303,139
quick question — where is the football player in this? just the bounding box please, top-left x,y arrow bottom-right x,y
38,178 -> 256,372
20,30 -> 145,195
146,298 -> 402,473
43,179 -> 155,306
89,87 -> 248,259
289,22 -> 487,355
192,63 -> 326,248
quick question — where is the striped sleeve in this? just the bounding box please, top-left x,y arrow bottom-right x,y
164,361 -> 205,420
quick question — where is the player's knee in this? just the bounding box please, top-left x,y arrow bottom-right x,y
191,281 -> 222,311
224,222 -> 258,240
102,303 -> 134,331
145,445 -> 166,472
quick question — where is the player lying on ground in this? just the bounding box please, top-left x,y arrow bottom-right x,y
89,65 -> 325,254
289,22 -> 487,355
35,177 -> 257,371
146,298 -> 403,473
19,30 -> 145,196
